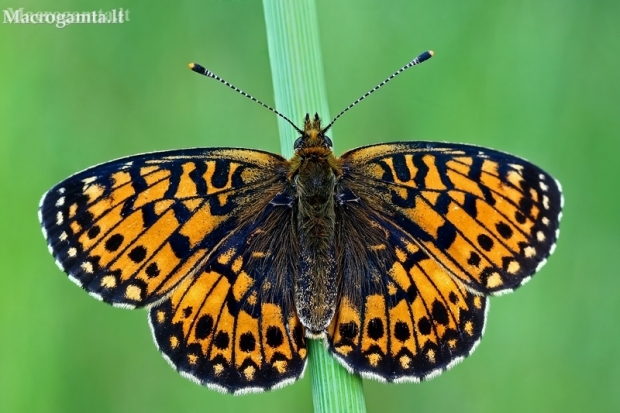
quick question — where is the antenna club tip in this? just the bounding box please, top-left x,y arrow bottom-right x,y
415,50 -> 434,64
189,63 -> 206,74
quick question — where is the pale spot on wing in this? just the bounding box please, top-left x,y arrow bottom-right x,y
507,261 -> 520,274
367,353 -> 381,367
218,248 -> 236,265
464,321 -> 474,335
101,275 -> 116,288
524,246 -> 536,258
81,261 -> 93,273
125,284 -> 142,300
243,365 -> 256,380
156,310 -> 166,323
486,272 -> 502,288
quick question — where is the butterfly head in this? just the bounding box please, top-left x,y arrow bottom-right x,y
293,113 -> 334,151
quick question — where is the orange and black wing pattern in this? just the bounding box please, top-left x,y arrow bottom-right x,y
39,148 -> 309,393
38,148 -> 286,309
328,141 -> 562,381
149,199 -> 307,394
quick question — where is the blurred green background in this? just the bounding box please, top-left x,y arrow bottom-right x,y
1,0 -> 619,412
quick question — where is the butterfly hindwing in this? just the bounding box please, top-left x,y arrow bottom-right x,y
340,142 -> 563,295
149,198 -> 307,394
39,148 -> 287,308
329,200 -> 487,381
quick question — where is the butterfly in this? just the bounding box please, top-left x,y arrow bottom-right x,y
38,51 -> 562,394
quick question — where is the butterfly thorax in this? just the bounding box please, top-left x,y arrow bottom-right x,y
287,114 -> 341,335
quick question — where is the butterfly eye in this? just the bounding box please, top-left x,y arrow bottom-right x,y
294,136 -> 303,149
324,136 -> 333,148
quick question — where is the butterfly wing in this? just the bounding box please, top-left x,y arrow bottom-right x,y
149,195 -> 307,394
330,206 -> 487,381
339,142 -> 563,295
327,141 -> 562,381
39,148 -> 287,308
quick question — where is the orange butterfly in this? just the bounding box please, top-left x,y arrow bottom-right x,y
39,51 -> 562,394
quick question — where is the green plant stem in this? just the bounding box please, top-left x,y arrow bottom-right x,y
262,0 -> 330,158
262,1 -> 367,412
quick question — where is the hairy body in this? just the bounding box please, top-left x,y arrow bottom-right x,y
287,114 -> 342,334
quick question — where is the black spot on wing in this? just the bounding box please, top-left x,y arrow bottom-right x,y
265,326 -> 284,348
87,226 -> 101,239
391,154 -> 412,182
214,331 -> 230,350
468,251 -> 481,267
470,157 -> 496,205
189,160 -> 208,195
394,321 -> 411,341
76,210 -> 94,228
406,285 -> 418,301
462,193 -> 478,217
434,192 -> 451,215
129,167 -> 148,193
145,262 -> 160,278
128,245 -> 147,263
477,234 -> 494,251
164,163 -> 183,198
431,300 -> 449,325
105,234 -> 124,252
436,222 -> 457,250
496,221 -> 513,239
142,203 -> 158,227
367,318 -> 385,340
195,314 -> 214,339
412,153 -> 429,187
171,202 -> 191,224
435,157 -> 454,189
239,332 -> 256,352
339,321 -> 359,341
418,317 -> 432,335
169,233 -> 191,259
211,159 -> 231,189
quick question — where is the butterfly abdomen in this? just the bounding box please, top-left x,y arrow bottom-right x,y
291,148 -> 339,335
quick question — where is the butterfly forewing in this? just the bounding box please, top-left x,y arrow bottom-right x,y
39,148 -> 287,308
339,142 -> 562,295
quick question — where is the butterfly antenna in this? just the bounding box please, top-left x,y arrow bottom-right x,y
322,50 -> 434,133
189,63 -> 304,135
